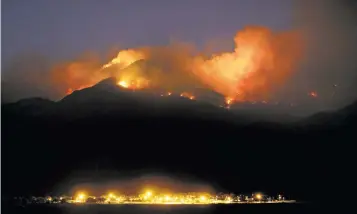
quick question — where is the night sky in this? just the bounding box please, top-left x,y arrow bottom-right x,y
2,0 -> 293,63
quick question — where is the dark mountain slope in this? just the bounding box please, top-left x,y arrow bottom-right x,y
298,100 -> 357,129
2,78 -> 356,203
2,77 -> 245,124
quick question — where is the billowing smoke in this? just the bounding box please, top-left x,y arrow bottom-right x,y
104,43 -> 203,92
3,0 -> 357,115
2,53 -> 107,102
192,26 -> 302,101
2,26 -> 302,103
50,53 -> 107,96
101,27 -> 302,102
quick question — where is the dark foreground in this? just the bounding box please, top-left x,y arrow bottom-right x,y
2,80 -> 356,201
2,203 -> 340,214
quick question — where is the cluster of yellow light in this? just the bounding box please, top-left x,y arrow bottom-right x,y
74,192 -> 87,203
72,190 -> 230,204
226,196 -> 233,202
104,192 -> 124,203
66,190 -> 283,204
139,192 -> 212,204
255,193 -> 262,200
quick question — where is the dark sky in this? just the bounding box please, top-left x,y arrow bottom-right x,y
2,0 -> 293,63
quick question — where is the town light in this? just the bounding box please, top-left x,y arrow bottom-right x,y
164,195 -> 171,201
24,190 -> 295,205
75,192 -> 87,203
145,190 -> 152,197
256,193 -> 262,200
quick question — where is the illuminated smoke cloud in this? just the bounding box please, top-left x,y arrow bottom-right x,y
46,26 -> 302,103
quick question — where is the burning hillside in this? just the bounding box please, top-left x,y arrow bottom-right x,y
60,26 -> 302,104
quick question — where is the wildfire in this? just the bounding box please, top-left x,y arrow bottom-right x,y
102,49 -> 145,69
66,88 -> 74,95
116,78 -> 150,90
118,81 -> 129,88
180,92 -> 195,100
192,26 -> 302,101
160,91 -> 173,97
225,97 -> 234,105
66,84 -> 94,95
309,91 -> 318,98
59,26 -> 303,102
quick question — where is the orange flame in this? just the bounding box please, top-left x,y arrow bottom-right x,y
117,79 -> 150,90
66,84 -> 94,95
225,97 -> 234,105
180,92 -> 195,100
118,81 -> 129,88
102,49 -> 145,69
192,26 -> 303,101
56,26 -> 303,102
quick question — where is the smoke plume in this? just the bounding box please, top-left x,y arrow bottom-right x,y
3,0 -> 357,115
2,26 -> 302,103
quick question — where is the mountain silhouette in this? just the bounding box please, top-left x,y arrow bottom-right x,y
3,77 -> 246,124
3,76 -> 357,128
298,100 -> 357,129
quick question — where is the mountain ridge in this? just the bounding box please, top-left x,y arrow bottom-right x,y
2,76 -> 357,127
